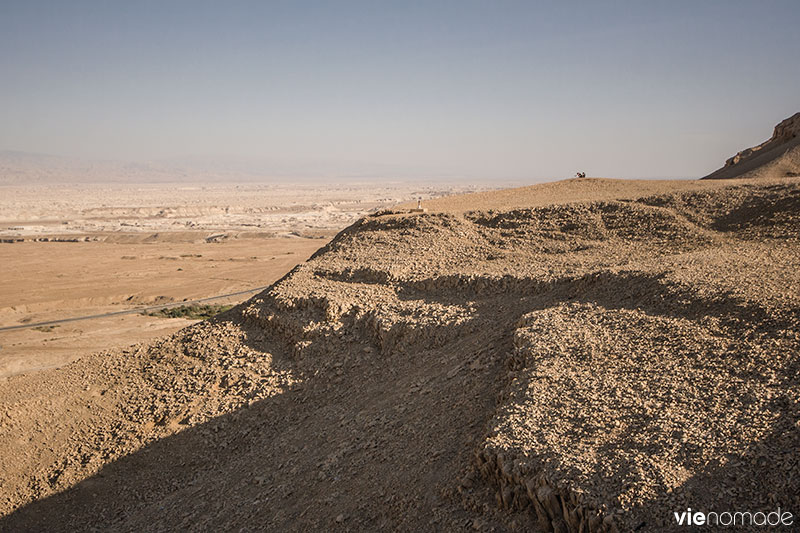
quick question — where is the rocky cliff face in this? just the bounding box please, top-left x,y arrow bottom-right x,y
703,112 -> 800,179
772,112 -> 800,142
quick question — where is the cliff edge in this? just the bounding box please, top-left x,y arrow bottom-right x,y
702,112 -> 800,179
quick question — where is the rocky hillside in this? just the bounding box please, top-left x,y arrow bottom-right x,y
703,112 -> 800,179
1,177 -> 798,532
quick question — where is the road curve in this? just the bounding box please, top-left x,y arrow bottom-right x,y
0,285 -> 271,333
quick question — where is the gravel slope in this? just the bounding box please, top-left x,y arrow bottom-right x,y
1,177 -> 798,532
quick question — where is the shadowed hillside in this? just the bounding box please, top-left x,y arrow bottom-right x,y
1,177 -> 798,532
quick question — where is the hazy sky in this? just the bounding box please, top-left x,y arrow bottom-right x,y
1,1 -> 798,181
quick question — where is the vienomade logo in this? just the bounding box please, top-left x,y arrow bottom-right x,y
673,508 -> 794,528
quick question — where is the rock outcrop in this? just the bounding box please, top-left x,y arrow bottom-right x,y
703,112 -> 800,179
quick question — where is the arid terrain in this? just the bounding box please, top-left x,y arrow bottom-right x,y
702,112 -> 800,180
0,182 -> 486,377
0,168 -> 798,531
0,237 -> 324,377
3,0 -> 799,525
0,182 -> 477,239
1,113 -> 799,533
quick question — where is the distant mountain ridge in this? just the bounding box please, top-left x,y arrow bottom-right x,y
0,150 -> 194,185
0,151 -> 471,185
702,112 -> 800,179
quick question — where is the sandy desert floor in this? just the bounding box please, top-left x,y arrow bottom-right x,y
0,182 -> 486,377
0,237 -> 325,377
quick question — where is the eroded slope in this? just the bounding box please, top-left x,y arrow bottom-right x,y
703,112 -> 800,180
1,178 -> 798,532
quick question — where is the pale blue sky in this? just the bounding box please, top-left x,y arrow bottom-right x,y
1,1 -> 798,181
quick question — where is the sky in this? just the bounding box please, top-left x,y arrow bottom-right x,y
1,0 -> 798,182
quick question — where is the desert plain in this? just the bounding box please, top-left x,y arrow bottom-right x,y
0,182 -> 484,377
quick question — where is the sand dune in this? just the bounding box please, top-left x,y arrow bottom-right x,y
1,175 -> 798,532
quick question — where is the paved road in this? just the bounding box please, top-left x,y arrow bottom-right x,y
0,285 -> 271,333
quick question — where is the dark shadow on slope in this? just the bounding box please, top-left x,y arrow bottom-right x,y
388,270 -> 800,530
3,262 -> 798,532
392,270 -> 800,339
710,188 -> 800,237
0,303 -> 535,532
621,326 -> 800,532
638,402 -> 800,532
